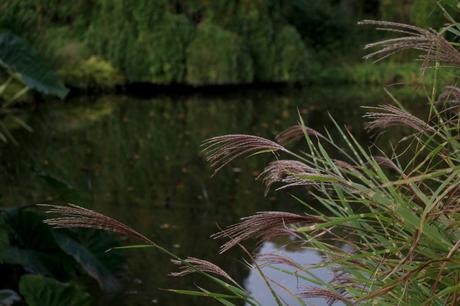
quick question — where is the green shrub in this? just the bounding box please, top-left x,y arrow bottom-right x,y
58,56 -> 124,90
273,25 -> 311,82
3,0 -> 447,87
86,0 -> 194,83
186,21 -> 254,85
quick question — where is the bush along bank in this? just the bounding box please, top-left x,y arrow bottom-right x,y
2,0 -> 457,91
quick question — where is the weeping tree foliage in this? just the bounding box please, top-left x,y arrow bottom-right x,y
234,1 -> 278,82
88,0 -> 310,85
86,0 -> 194,83
0,0 -> 381,86
228,1 -> 312,82
186,21 -> 253,85
273,25 -> 311,82
1,0 -> 449,86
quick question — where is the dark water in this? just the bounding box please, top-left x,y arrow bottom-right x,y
0,86 -> 425,305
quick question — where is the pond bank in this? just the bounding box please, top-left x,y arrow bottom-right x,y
60,61 -> 441,95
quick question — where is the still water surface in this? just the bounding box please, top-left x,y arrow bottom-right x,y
0,86 -> 424,305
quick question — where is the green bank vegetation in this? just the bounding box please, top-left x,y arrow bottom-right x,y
1,0 -> 457,90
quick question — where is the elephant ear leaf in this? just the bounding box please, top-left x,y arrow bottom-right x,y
52,230 -> 125,293
0,289 -> 21,305
19,274 -> 92,306
0,32 -> 68,99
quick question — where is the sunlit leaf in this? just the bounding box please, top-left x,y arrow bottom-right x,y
52,230 -> 125,292
0,32 -> 68,98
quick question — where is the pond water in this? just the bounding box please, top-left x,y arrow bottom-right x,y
0,85 -> 425,305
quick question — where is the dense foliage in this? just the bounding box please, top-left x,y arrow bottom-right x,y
1,0 -> 455,87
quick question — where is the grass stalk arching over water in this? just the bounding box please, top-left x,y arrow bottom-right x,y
41,15 -> 460,305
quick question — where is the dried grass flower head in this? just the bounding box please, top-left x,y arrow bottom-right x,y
363,104 -> 435,134
359,20 -> 460,68
202,134 -> 288,175
257,160 -> 336,195
372,155 -> 402,173
275,124 -> 325,146
170,257 -> 237,285
39,204 -> 152,244
299,286 -> 353,305
212,211 -> 324,254
258,253 -> 305,271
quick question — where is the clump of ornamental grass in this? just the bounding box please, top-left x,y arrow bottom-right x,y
40,203 -> 263,305
41,15 -> 460,306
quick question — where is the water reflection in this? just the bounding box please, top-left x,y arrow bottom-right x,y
0,86 -> 424,305
245,240 -> 343,306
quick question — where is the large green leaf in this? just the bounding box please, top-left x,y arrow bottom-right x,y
0,247 -> 52,275
0,32 -> 68,98
1,208 -> 56,250
52,230 -> 125,292
19,274 -> 93,306
0,289 -> 21,305
0,208 -> 75,278
0,207 -> 125,290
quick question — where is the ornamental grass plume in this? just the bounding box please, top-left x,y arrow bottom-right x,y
372,155 -> 402,173
40,203 -> 152,244
170,257 -> 237,285
275,124 -> 325,145
359,20 -> 460,67
363,104 -> 435,133
437,85 -> 460,105
299,286 -> 352,305
211,212 -> 324,254
256,160 -> 327,194
201,134 -> 288,174
258,253 -> 305,271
